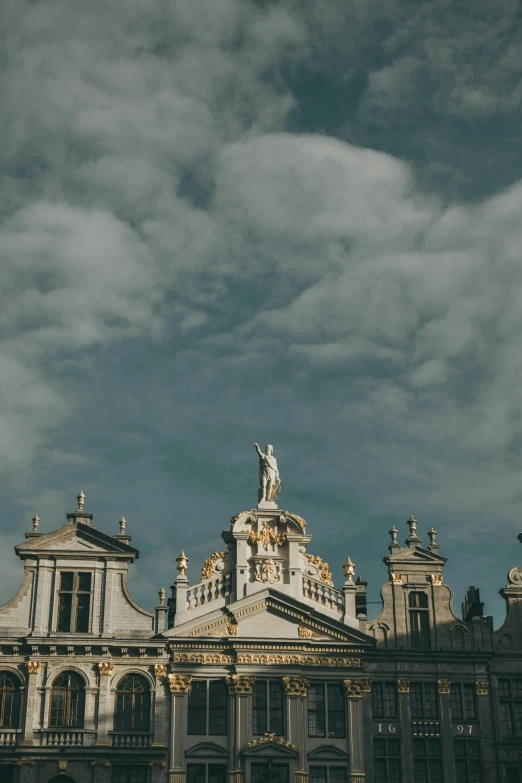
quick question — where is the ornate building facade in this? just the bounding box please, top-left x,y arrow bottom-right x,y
0,487 -> 521,783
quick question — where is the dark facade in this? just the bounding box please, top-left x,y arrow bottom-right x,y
0,492 -> 521,783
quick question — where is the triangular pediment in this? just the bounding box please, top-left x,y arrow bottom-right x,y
243,736 -> 298,758
385,546 -> 447,566
164,587 -> 375,647
16,522 -> 138,560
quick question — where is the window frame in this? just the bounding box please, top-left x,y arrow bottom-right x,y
253,679 -> 285,736
374,736 -> 401,783
450,683 -> 477,722
56,571 -> 92,633
111,766 -> 148,783
308,682 -> 346,739
49,671 -> 85,729
371,682 -> 398,720
187,679 -> 228,736
412,737 -> 443,783
114,673 -> 151,732
187,763 -> 228,783
0,672 -> 21,729
410,682 -> 439,720
309,765 -> 349,783
409,592 -> 430,649
454,738 -> 482,783
498,679 -> 522,740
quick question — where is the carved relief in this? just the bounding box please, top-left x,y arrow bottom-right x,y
249,521 -> 286,550
298,625 -> 313,638
98,661 -> 114,676
213,622 -> 238,636
201,551 -> 227,580
25,661 -> 40,675
437,679 -> 451,694
392,573 -> 403,584
236,653 -> 361,667
226,675 -> 256,695
154,664 -> 168,678
476,680 -> 489,696
343,679 -> 363,699
245,733 -> 296,751
430,574 -> 443,586
397,678 -> 410,693
304,554 -> 333,585
255,558 -> 281,584
230,511 -> 254,527
173,653 -> 235,665
168,674 -> 192,693
282,677 -> 311,697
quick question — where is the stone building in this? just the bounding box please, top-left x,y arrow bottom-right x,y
0,485 -> 521,783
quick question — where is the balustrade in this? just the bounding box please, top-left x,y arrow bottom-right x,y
0,730 -> 18,746
302,576 -> 344,613
111,731 -> 152,748
186,571 -> 233,610
42,730 -> 86,746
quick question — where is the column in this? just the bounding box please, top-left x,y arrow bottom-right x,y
282,676 -> 310,783
226,674 -> 256,783
344,680 -> 365,783
397,678 -> 413,783
438,679 -> 456,783
168,674 -> 192,783
85,686 -> 99,732
21,661 -> 40,746
95,661 -> 114,745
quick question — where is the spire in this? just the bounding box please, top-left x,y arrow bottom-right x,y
406,514 -> 421,547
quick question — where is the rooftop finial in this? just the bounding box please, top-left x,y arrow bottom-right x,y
119,517 -> 126,534
32,514 -> 40,532
77,490 -> 85,512
176,550 -> 189,575
158,587 -> 166,605
427,527 -> 438,551
343,556 -> 355,582
389,525 -> 400,553
406,514 -> 421,547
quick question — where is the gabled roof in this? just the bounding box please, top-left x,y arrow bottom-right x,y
15,522 -> 139,561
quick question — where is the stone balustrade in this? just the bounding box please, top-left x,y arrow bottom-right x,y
41,729 -> 93,746
111,731 -> 153,748
0,729 -> 18,746
302,576 -> 344,613
186,571 -> 233,610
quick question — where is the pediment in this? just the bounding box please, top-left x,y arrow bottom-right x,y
243,736 -> 298,758
308,745 -> 349,760
16,522 -> 138,560
385,546 -> 447,566
186,742 -> 228,758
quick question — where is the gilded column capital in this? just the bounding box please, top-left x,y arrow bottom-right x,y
168,674 -> 192,694
98,661 -> 114,676
437,679 -> 451,694
343,679 -> 363,699
476,680 -> 489,696
226,675 -> 256,695
25,660 -> 40,675
154,664 -> 168,678
282,676 -> 311,697
397,678 -> 410,693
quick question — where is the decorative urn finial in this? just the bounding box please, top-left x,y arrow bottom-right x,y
32,514 -> 40,532
343,556 -> 355,581
428,528 -> 437,546
77,490 -> 85,512
176,551 -> 189,575
158,586 -> 166,605
119,516 -> 126,534
390,526 -> 398,544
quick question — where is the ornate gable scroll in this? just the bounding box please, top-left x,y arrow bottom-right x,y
201,551 -> 227,580
304,554 -> 333,586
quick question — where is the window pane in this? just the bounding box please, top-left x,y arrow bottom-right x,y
208,765 -> 228,783
252,763 -> 289,783
388,759 -> 401,783
327,683 -> 346,738
463,685 -> 476,720
209,680 -> 227,735
115,692 -> 133,730
500,702 -> 513,738
424,684 -> 438,719
469,760 -> 482,783
514,702 -> 522,737
451,684 -> 463,721
330,769 -> 347,783
75,594 -> 90,633
112,768 -> 148,783
269,680 -> 284,736
374,759 -> 387,783
454,740 -> 466,758
134,691 -> 151,731
253,681 -> 267,735
188,681 -> 207,735
78,572 -> 92,591
412,739 -> 426,757
60,572 -> 74,591
310,768 -> 327,783
413,759 -> 428,783
308,684 -> 326,737
68,687 -> 84,728
427,739 -> 441,757
410,684 -> 423,719
455,760 -> 469,783
498,680 -> 511,699
428,759 -> 443,783
187,764 -> 206,783
49,690 -> 66,727
374,738 -> 386,756
0,684 -> 20,729
512,681 -> 522,698
388,739 -> 400,756
384,682 -> 398,719
372,682 -> 384,719
57,592 -> 72,632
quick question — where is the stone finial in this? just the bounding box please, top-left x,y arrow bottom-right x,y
343,556 -> 355,582
77,490 -> 86,512
428,527 -> 438,550
389,525 -> 400,553
32,514 -> 40,532
176,550 -> 188,574
119,516 -> 126,534
158,587 -> 166,605
406,514 -> 421,547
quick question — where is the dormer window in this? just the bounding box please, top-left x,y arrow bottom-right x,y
57,572 -> 92,633
409,591 -> 430,649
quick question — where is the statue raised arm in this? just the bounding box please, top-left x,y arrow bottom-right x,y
254,443 -> 281,504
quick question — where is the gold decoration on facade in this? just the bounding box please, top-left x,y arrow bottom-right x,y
154,664 -> 168,678
282,677 -> 311,697
359,678 -> 372,692
230,511 -> 254,527
298,625 -> 313,638
25,660 -> 40,675
98,661 -> 115,676
397,678 -> 410,693
437,679 -> 451,694
236,653 -> 361,667
392,573 -> 403,584
344,679 -> 364,699
201,551 -> 228,580
285,511 -> 306,528
249,521 -> 286,550
173,653 -> 236,665
476,680 -> 489,696
304,554 -> 333,586
213,621 -> 239,636
91,762 -> 111,767
244,733 -> 297,752
255,558 -> 280,584
168,674 -> 192,693
430,574 -> 443,586
226,675 -> 256,695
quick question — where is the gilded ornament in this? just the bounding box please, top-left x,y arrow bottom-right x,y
304,554 -> 333,586
176,551 -> 189,574
173,653 -> 235,664
236,653 -> 360,668
359,678 -> 372,692
476,680 -> 489,696
26,661 -> 40,675
298,625 -> 314,638
282,676 -> 311,697
430,574 -> 443,586
245,733 -> 296,751
230,511 -> 254,526
168,674 -> 192,693
392,573 -> 403,584
154,664 -> 168,678
201,551 -> 228,580
98,661 -> 115,676
438,679 -> 451,694
285,511 -> 306,528
226,675 -> 256,695
397,678 -> 410,693
255,558 -> 281,584
343,679 -> 363,699
249,521 -> 286,550
343,557 -> 355,581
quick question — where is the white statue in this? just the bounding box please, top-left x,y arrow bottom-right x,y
254,443 -> 281,503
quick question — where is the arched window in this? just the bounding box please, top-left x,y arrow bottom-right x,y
49,671 -> 85,728
114,674 -> 150,731
0,672 -> 21,728
409,592 -> 430,649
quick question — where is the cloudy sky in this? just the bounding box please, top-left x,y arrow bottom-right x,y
2,0 -> 522,624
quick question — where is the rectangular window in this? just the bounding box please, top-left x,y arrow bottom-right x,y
413,738 -> 443,783
372,682 -> 398,720
454,739 -> 482,783
187,764 -> 227,783
410,683 -> 438,720
111,767 -> 148,783
253,680 -> 285,735
56,571 -> 92,633
374,737 -> 401,783
410,611 -> 430,649
310,767 -> 348,783
188,680 -> 227,736
251,763 -> 289,783
308,683 -> 346,738
498,679 -> 522,739
451,684 -> 477,722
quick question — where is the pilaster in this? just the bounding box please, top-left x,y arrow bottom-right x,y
438,679 -> 455,783
283,676 -> 310,778
169,674 -> 192,782
344,680 -> 365,782
397,678 -> 413,783
227,675 -> 255,779
92,761 -> 112,783
95,661 -> 114,745
21,661 -> 40,745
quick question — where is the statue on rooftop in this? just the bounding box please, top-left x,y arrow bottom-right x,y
254,443 -> 281,504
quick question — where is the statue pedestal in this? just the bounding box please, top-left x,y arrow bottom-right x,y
257,500 -> 278,509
